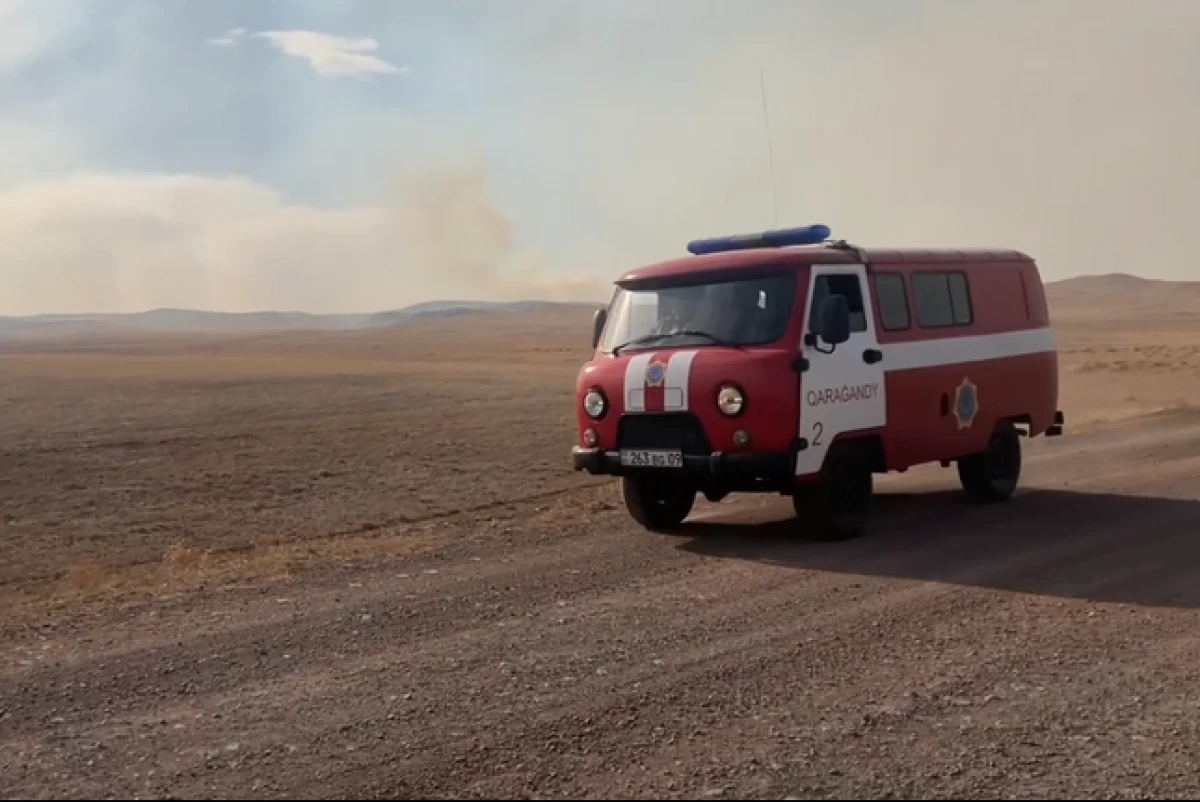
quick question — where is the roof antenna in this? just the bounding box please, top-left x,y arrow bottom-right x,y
759,67 -> 780,229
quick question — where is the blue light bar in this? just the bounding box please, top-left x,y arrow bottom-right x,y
686,224 -> 832,256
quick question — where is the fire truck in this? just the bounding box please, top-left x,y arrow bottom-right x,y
571,224 -> 1064,540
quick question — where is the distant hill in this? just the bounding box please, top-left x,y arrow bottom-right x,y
2,273 -> 1190,339
0,309 -> 368,337
1046,273 -> 1200,319
365,300 -> 595,327
0,300 -> 601,339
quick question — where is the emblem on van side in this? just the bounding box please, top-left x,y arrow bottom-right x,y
645,359 -> 666,388
954,377 -> 979,430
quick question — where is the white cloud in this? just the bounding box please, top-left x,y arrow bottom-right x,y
206,27 -> 403,78
207,26 -> 245,47
250,30 -> 404,78
0,167 -> 604,315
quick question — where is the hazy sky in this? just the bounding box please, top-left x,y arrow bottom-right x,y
1,0 -> 1197,315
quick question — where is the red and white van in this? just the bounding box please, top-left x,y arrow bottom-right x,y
571,225 -> 1064,540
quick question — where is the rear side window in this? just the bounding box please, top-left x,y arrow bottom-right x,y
912,271 -> 973,328
872,273 -> 910,331
809,274 -> 868,333
948,274 -> 972,323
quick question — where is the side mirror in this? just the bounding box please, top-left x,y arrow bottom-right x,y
817,295 -> 851,347
591,308 -> 608,349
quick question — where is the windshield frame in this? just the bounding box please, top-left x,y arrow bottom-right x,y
598,267 -> 800,355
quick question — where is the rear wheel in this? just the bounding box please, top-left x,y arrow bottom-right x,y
622,477 -> 695,531
793,451 -> 873,541
957,426 -> 1022,503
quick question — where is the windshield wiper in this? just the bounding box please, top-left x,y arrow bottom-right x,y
612,329 -> 738,355
612,333 -> 671,355
669,329 -> 739,348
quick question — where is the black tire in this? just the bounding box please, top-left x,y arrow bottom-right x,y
622,477 -> 695,531
793,451 -> 874,541
957,426 -> 1022,503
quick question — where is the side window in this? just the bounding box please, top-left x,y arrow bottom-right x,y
947,272 -> 972,324
872,273 -> 910,331
809,274 -> 867,333
912,271 -> 973,328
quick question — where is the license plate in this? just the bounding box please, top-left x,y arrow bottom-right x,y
620,449 -> 684,468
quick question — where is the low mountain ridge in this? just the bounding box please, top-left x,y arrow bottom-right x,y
0,272 -> 1192,338
0,300 -> 600,338
1045,273 -> 1200,318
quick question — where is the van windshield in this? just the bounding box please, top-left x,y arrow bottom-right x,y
600,273 -> 797,354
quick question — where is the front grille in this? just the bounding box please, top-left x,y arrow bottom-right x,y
617,414 -> 713,455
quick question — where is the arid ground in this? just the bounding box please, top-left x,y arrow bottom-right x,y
3,276 -> 1200,799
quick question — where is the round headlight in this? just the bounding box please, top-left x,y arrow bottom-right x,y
716,384 -> 745,417
583,388 -> 607,419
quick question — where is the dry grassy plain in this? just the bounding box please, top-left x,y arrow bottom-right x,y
2,299 -> 1197,590
0,307 -> 600,591
3,280 -> 1200,798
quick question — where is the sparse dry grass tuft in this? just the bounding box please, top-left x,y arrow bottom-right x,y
63,559 -> 113,596
162,541 -> 209,575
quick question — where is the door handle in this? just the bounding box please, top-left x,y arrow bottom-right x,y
862,348 -> 883,365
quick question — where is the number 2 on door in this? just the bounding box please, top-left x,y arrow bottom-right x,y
811,421 -> 824,446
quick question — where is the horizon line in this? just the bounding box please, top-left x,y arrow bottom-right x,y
0,270 -> 1182,320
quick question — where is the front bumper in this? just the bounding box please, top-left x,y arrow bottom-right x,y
571,446 -> 793,480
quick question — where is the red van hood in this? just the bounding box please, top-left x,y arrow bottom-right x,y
576,346 -> 798,453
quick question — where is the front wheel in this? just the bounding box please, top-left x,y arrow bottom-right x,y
957,427 -> 1022,503
622,477 -> 695,531
793,452 -> 874,541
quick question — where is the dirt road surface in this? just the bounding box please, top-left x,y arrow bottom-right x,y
5,411 -> 1200,799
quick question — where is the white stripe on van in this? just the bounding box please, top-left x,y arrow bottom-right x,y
881,326 -> 1056,373
623,352 -> 653,412
664,350 -> 697,411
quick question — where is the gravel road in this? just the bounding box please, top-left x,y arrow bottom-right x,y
4,416 -> 1200,799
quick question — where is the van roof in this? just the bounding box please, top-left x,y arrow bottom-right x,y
616,244 -> 1034,287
